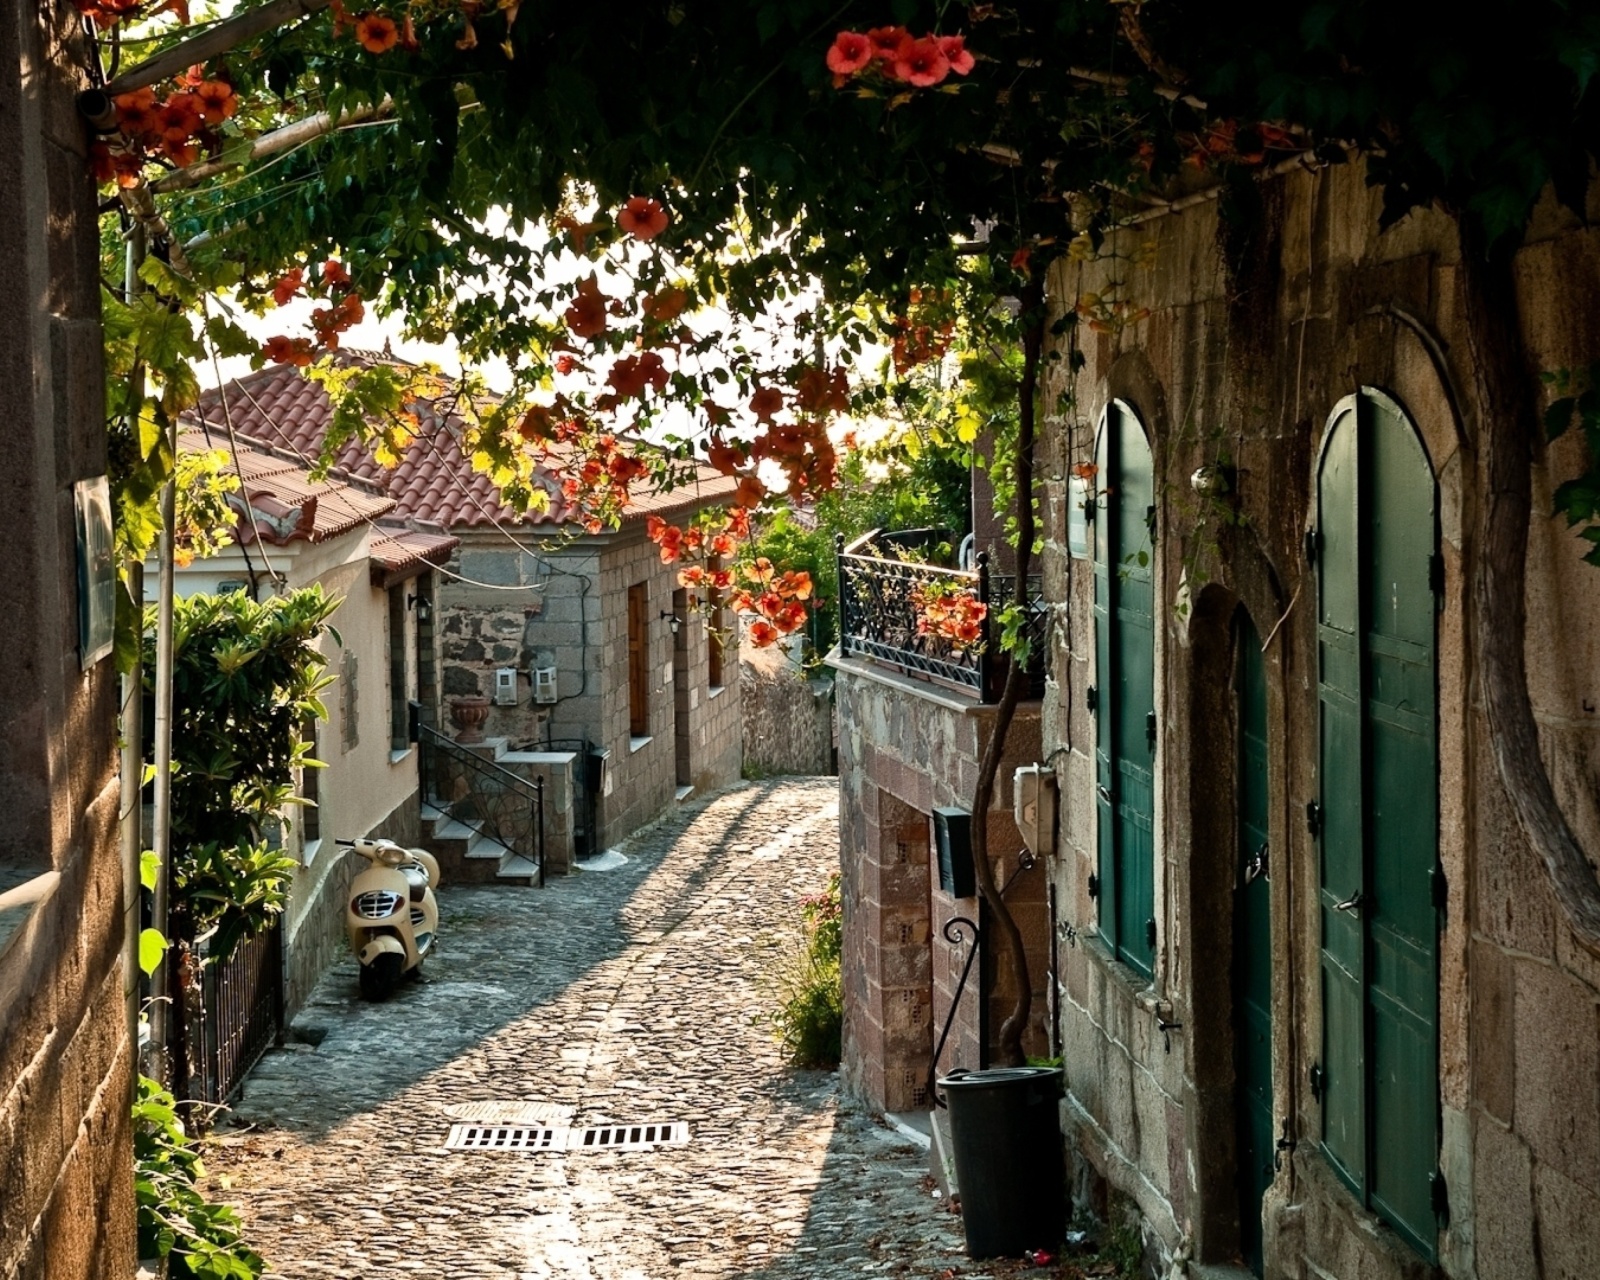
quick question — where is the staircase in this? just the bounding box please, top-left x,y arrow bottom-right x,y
418,725 -> 544,887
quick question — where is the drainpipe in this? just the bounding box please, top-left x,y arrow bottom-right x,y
147,333 -> 178,1087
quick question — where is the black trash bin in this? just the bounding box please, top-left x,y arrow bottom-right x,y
939,1066 -> 1065,1259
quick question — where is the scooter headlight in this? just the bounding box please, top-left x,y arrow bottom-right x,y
352,890 -> 406,919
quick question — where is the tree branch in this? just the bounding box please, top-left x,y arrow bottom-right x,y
104,0 -> 331,96
1458,216 -> 1600,953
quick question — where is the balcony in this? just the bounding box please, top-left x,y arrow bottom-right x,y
834,529 -> 1047,703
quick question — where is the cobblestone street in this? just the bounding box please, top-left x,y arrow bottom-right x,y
210,780 -> 971,1279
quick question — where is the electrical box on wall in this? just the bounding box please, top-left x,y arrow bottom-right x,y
1013,764 -> 1058,857
932,806 -> 975,898
493,667 -> 518,707
533,665 -> 558,704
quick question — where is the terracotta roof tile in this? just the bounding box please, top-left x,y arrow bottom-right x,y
192,353 -> 738,533
369,528 -> 460,588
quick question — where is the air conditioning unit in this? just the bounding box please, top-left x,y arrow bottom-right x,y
493,667 -> 519,707
533,665 -> 558,704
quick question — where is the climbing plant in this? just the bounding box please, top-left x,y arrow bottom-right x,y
70,0 -> 1600,1050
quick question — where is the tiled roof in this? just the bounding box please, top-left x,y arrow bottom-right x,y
369,528 -> 460,588
178,426 -> 396,546
192,353 -> 738,532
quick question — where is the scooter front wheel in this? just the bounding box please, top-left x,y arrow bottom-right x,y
359,951 -> 404,1001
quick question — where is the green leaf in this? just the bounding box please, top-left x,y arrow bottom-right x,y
141,851 -> 160,891
138,928 -> 169,977
1545,397 -> 1575,440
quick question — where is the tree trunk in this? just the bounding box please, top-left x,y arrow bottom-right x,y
1457,217 -> 1600,952
969,277 -> 1044,1067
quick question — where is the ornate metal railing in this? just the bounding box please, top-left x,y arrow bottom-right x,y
836,530 -> 1047,703
183,919 -> 283,1113
419,724 -> 546,886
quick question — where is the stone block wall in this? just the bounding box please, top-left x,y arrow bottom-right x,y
1037,159 -> 1600,1278
0,3 -> 137,1275
833,656 -> 1048,1114
741,644 -> 835,777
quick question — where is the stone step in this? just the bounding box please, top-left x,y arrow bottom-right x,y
496,854 -> 539,885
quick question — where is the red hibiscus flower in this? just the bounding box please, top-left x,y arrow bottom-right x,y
355,11 -> 399,53
826,31 -> 874,75
936,34 -> 975,76
893,37 -> 950,86
563,277 -> 609,339
617,196 -> 670,241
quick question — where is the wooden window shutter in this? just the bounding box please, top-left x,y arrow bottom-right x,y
628,583 -> 648,737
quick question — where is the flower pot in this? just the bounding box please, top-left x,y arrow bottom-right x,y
448,694 -> 491,744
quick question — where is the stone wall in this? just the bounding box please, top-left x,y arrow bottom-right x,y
833,656 -> 1049,1113
0,3 -> 138,1276
1039,161 -> 1600,1278
740,644 -> 835,777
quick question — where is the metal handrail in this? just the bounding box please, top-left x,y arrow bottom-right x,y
419,723 -> 546,886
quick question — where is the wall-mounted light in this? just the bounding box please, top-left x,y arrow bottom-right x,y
659,610 -> 682,635
408,593 -> 432,623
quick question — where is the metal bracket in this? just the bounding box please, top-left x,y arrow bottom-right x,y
1156,1012 -> 1182,1055
1431,1169 -> 1450,1226
1244,841 -> 1269,886
1305,529 -> 1320,564
1310,1061 -> 1325,1102
1145,709 -> 1157,752
1275,1118 -> 1297,1172
1087,872 -> 1100,900
1305,801 -> 1322,838
1086,683 -> 1098,714
1333,889 -> 1364,914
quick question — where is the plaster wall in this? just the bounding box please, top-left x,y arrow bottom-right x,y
0,2 -> 137,1274
1039,159 -> 1600,1278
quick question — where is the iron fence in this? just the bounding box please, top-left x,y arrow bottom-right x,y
183,920 -> 283,1111
419,724 -> 546,886
836,531 -> 1047,702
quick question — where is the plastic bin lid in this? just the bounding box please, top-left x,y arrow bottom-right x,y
937,1066 -> 1061,1090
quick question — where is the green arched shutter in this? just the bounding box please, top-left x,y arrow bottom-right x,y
1093,402 -> 1156,976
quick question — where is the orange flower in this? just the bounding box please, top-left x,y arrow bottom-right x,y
892,37 -> 950,87
355,11 -> 399,53
563,277 -> 609,339
272,267 -> 304,306
724,507 -> 751,539
775,570 -> 813,601
705,435 -> 747,476
195,80 -> 238,123
642,287 -> 688,321
113,88 -> 160,137
747,619 -> 780,648
748,386 -> 784,421
826,31 -> 874,76
935,34 -> 975,76
617,196 -> 669,241
733,475 -> 766,508
322,258 -> 351,287
158,93 -> 203,144
262,335 -> 315,367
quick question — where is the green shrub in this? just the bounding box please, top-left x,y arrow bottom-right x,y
134,1075 -> 264,1279
772,873 -> 843,1068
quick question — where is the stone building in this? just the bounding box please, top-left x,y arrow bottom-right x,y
167,426 -> 456,1020
199,356 -> 743,855
830,528 -> 1055,1113
1031,165 -> 1600,1277
0,2 -> 138,1275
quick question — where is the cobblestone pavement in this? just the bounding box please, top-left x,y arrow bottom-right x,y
210,780 -> 973,1279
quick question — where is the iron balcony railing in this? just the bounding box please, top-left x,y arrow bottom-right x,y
836,529 -> 1047,703
419,723 -> 546,887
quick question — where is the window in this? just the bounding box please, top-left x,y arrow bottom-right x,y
627,582 -> 649,738
414,571 -> 437,729
297,716 -> 321,852
388,585 -> 408,751
1091,400 -> 1156,977
1315,389 -> 1440,1259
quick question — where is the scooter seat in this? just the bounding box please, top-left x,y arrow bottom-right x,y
402,863 -> 430,902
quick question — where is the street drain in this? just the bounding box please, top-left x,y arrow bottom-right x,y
445,1124 -> 563,1151
442,1100 -> 573,1126
570,1122 -> 689,1150
443,1120 -> 690,1153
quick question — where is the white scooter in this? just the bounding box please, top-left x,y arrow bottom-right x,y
339,838 -> 442,1001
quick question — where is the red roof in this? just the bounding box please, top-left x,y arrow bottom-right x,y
369,529 -> 460,588
192,353 -> 738,532
178,426 -> 396,546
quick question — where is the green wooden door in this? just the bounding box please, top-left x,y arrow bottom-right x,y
1234,613 -> 1272,1276
1315,390 -> 1439,1260
1093,402 -> 1156,976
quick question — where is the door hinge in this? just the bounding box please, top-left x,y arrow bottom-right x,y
1430,552 -> 1445,599
1274,1118 -> 1297,1173
1431,1169 -> 1450,1226
1309,1061 -> 1325,1103
1305,529 -> 1320,564
1431,863 -> 1449,930
1145,710 -> 1158,752
1145,917 -> 1158,951
1305,801 -> 1322,838
1086,683 -> 1098,714
1087,872 -> 1100,899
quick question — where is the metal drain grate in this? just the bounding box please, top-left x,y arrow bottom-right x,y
442,1100 -> 574,1126
445,1124 -> 563,1151
570,1122 -> 689,1150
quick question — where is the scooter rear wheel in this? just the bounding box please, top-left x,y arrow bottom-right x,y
359,951 -> 404,1001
